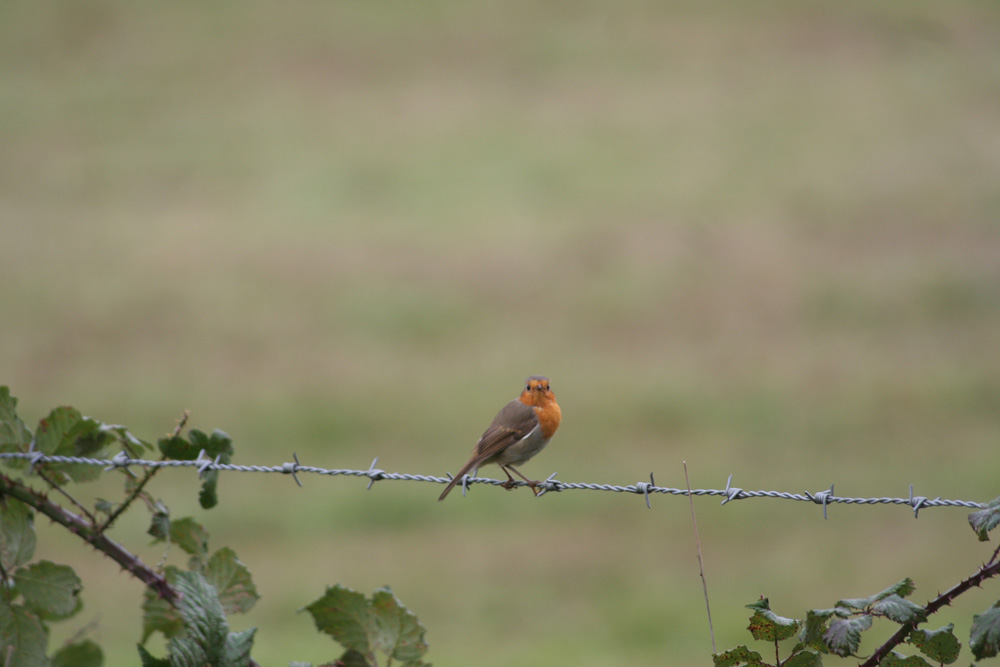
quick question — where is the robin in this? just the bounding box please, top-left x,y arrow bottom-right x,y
438,375 -> 562,501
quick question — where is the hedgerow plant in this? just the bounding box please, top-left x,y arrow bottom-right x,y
714,501 -> 1000,666
0,387 -> 430,667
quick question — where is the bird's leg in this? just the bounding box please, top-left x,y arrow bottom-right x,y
499,466 -> 518,490
504,465 -> 542,496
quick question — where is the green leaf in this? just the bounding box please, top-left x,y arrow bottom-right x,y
0,603 -> 48,667
224,627 -> 257,667
872,594 -> 926,624
0,498 -> 36,570
146,506 -> 170,542
150,517 -> 209,567
137,643 -> 171,667
824,614 -> 872,656
873,578 -> 916,601
712,645 -> 765,667
747,606 -> 799,642
304,584 -> 376,655
51,639 -> 103,667
35,407 -> 115,482
969,497 -> 1000,542
783,647 -> 822,667
336,649 -> 373,666
835,579 -> 916,614
970,601 -> 1000,660
14,561 -> 82,619
0,387 -> 32,453
206,547 -> 259,615
168,571 -> 229,664
799,608 -> 836,651
880,652 -> 932,667
370,586 -> 429,664
908,624 -> 960,664
160,430 -> 234,509
141,566 -> 183,642
745,597 -> 771,612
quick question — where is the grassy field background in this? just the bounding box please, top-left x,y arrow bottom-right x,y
3,1 -> 1000,665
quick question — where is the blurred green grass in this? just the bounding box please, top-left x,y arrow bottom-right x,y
3,0 -> 1000,665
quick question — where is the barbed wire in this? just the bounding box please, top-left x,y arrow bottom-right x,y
0,450 -> 989,518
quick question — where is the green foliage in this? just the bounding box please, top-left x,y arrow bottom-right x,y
159,428 -> 233,509
970,602 -> 1000,660
304,584 -> 431,667
0,499 -> 90,666
717,568 -> 997,666
969,496 -> 1000,542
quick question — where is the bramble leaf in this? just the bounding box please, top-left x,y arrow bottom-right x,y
370,586 -> 429,664
747,606 -> 799,642
138,643 -> 171,666
880,652 -> 932,666
783,648 -> 822,667
141,566 -> 184,642
163,570 -> 256,667
874,578 -> 916,601
0,387 -> 32,453
970,601 -> 1000,660
908,623 -> 960,663
872,594 -> 926,624
824,614 -> 872,656
712,645 -> 765,667
0,498 -> 35,570
305,584 -> 377,655
799,608 -> 837,651
52,639 -> 103,667
14,560 -> 82,619
206,547 -> 259,615
969,497 -> 1000,542
0,603 -> 48,667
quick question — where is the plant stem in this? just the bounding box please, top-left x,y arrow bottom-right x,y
862,557 -> 1000,666
0,471 -> 178,604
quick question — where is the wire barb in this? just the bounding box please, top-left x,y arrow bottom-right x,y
365,457 -> 385,490
281,453 -> 303,487
805,484 -> 836,519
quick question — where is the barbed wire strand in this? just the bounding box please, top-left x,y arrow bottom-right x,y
0,451 -> 987,518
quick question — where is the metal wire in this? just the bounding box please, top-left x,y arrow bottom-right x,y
0,450 -> 987,517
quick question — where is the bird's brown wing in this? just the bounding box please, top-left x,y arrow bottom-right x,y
474,400 -> 539,462
438,400 -> 538,501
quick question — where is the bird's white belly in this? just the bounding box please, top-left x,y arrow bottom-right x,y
494,425 -> 548,466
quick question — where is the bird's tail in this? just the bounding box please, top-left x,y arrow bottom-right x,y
438,458 -> 481,501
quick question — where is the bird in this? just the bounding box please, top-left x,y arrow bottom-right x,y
438,375 -> 562,501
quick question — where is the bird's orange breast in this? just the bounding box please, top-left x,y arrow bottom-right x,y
533,398 -> 561,441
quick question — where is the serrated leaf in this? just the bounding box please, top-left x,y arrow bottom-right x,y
336,649 -> 373,666
908,623 -> 960,663
206,547 -> 259,615
147,508 -> 170,542
14,560 -> 82,618
969,497 -> 1000,542
0,498 -> 35,570
137,643 -> 171,667
880,651 -> 932,667
970,601 -> 1000,660
224,626 -> 257,667
370,586 -> 429,663
51,639 -> 103,667
824,614 -> 872,656
712,645 -> 765,667
745,597 -> 771,612
783,647 -> 822,667
94,499 -> 115,515
35,407 -> 115,482
800,608 -> 836,650
304,584 -> 376,656
0,387 -> 32,453
747,607 -> 800,642
98,422 -> 153,454
0,603 -> 48,667
141,566 -> 184,642
874,578 -> 916,601
170,571 -> 228,663
872,594 -> 926,624
155,517 -> 209,566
